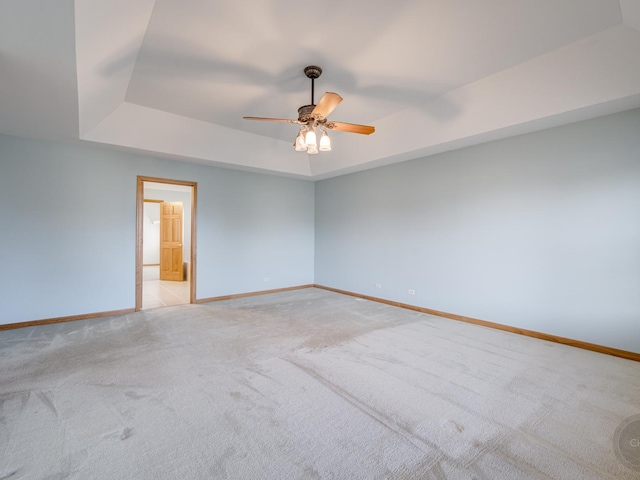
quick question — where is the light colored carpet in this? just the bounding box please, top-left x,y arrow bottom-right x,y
0,288 -> 638,479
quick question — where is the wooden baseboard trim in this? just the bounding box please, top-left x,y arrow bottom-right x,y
196,284 -> 314,304
7,286 -> 635,362
0,308 -> 136,331
314,285 -> 640,363
0,285 -> 314,331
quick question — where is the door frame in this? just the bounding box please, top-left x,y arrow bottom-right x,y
136,175 -> 198,311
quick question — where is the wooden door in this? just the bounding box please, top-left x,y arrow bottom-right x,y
160,202 -> 184,281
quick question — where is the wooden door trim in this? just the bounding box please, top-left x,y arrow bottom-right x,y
313,285 -> 640,363
136,176 -> 198,311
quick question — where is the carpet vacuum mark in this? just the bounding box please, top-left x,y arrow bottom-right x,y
0,288 -> 638,479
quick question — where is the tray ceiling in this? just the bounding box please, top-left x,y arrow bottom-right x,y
2,0 -> 640,179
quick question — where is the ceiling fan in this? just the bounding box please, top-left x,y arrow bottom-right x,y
243,66 -> 375,154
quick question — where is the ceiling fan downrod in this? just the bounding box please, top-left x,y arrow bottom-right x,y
304,66 -> 322,106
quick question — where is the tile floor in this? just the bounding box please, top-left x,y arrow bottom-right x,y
142,265 -> 190,309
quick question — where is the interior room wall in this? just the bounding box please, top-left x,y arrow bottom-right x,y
143,202 -> 160,264
2,109 -> 638,355
315,109 -> 640,354
0,134 -> 315,325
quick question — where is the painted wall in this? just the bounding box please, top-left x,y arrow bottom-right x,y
142,202 -> 160,264
0,134 -> 315,324
315,109 -> 640,353
2,109 -> 639,354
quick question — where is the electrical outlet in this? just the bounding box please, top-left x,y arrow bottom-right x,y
375,283 -> 382,289
408,289 -> 416,295
263,277 -> 270,283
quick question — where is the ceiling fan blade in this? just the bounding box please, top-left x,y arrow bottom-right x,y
311,92 -> 343,120
326,121 -> 375,135
243,116 -> 300,124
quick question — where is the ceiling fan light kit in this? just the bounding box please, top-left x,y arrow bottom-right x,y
243,65 -> 375,155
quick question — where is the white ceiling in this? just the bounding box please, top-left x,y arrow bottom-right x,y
2,0 -> 640,180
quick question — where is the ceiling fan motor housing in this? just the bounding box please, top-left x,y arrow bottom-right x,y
297,104 -> 316,123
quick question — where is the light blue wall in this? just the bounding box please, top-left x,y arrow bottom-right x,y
315,109 -> 640,353
0,135 -> 314,324
2,110 -> 639,353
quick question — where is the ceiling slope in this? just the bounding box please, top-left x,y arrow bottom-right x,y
310,25 -> 640,179
621,0 -> 640,31
2,1 -> 639,179
75,0 -> 156,136
0,0 -> 78,139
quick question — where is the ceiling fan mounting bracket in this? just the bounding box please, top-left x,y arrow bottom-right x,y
304,66 -> 322,79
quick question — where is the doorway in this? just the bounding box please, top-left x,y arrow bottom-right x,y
136,176 -> 197,311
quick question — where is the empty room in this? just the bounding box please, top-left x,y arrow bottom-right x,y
1,1 -> 640,479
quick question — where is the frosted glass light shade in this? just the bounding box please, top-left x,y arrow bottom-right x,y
319,130 -> 331,151
295,131 -> 307,151
307,144 -> 319,155
305,129 -> 317,148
